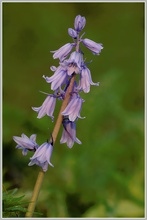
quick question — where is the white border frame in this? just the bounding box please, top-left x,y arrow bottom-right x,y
0,1 -> 146,219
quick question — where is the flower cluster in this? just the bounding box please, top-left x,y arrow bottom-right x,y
13,15 -> 103,172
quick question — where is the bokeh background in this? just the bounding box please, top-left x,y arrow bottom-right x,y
3,2 -> 144,218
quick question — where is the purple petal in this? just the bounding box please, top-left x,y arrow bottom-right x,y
32,106 -> 42,113
51,71 -> 68,91
64,51 -> 83,76
22,148 -> 28,156
30,134 -> 37,142
43,66 -> 68,91
29,142 -> 54,171
51,43 -> 75,61
68,51 -> 83,69
78,66 -> 99,93
32,95 -> 56,120
13,136 -> 34,149
74,15 -> 86,32
68,28 -> 78,38
75,137 -> 82,145
13,133 -> 38,155
82,38 -> 103,55
60,120 -> 81,148
50,66 -> 57,71
62,94 -> 84,121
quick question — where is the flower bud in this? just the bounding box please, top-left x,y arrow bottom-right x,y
68,28 -> 78,38
74,15 -> 86,32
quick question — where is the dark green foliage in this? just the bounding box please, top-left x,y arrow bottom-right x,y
3,188 -> 27,217
2,187 -> 43,217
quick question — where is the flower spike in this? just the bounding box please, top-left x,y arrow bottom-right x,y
13,14 -> 103,171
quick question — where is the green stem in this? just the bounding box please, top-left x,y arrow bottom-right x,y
25,74 -> 76,217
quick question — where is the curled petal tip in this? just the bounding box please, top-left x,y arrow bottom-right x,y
49,162 -> 54,167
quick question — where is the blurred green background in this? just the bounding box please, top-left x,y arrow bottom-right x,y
3,2 -> 144,218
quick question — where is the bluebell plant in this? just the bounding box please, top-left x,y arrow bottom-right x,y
13,15 -> 103,217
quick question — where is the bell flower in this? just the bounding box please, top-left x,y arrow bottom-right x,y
62,93 -> 85,121
32,94 -> 56,121
63,51 -> 83,76
43,65 -> 68,91
13,133 -> 39,156
51,43 -> 76,61
78,65 -> 99,93
82,38 -> 103,55
60,119 -> 82,148
28,142 -> 54,172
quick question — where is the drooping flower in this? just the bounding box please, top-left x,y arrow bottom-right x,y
28,142 -> 54,172
68,28 -> 78,39
62,93 -> 85,121
32,94 -> 56,121
78,65 -> 99,93
74,15 -> 86,32
51,43 -> 76,61
60,118 -> 82,148
13,134 -> 39,156
82,38 -> 103,55
43,65 -> 68,91
63,51 -> 83,76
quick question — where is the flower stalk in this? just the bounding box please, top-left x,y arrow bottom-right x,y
25,170 -> 44,217
51,74 -> 76,143
25,74 -> 76,217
